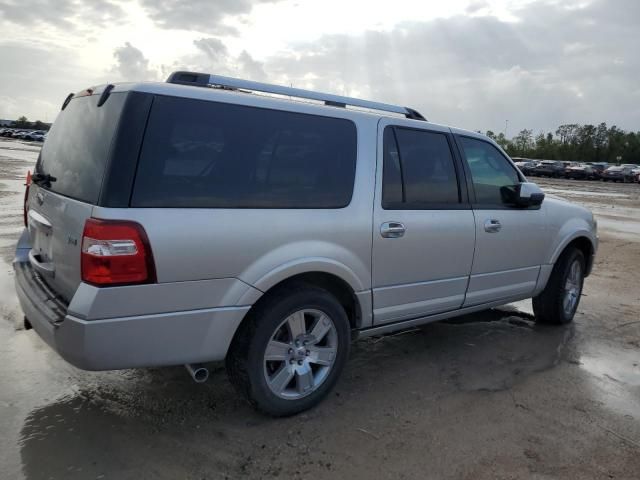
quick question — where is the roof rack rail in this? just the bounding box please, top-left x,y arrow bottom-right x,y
166,71 -> 427,121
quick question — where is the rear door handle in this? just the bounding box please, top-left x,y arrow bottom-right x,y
484,219 -> 502,233
28,209 -> 52,232
381,221 -> 406,238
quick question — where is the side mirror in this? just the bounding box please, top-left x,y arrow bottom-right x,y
500,182 -> 545,207
516,182 -> 545,207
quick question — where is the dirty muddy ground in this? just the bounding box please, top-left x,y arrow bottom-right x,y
0,137 -> 638,479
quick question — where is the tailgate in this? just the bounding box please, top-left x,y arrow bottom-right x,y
27,186 -> 94,302
26,89 -> 129,301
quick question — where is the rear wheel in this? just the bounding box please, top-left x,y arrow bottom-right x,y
533,248 -> 585,325
226,286 -> 350,416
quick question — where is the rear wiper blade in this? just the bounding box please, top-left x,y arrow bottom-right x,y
31,173 -> 57,186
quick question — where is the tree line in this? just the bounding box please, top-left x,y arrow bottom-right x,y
8,116 -> 50,131
485,123 -> 639,164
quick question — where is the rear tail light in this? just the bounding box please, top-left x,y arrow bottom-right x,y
81,218 -> 156,286
23,170 -> 31,227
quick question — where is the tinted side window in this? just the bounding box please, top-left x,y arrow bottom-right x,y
458,137 -> 520,206
38,92 -> 127,204
382,127 -> 403,206
132,96 -> 357,208
382,126 -> 460,209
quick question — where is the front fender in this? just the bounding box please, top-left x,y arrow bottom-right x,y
543,197 -> 598,267
548,225 -> 597,266
533,220 -> 597,296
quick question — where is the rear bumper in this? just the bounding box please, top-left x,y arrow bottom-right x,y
13,235 -> 249,370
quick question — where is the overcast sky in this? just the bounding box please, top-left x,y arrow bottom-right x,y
0,0 -> 638,136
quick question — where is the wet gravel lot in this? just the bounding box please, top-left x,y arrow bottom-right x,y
1,138 -> 639,479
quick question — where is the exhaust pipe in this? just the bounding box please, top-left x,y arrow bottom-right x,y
185,363 -> 209,383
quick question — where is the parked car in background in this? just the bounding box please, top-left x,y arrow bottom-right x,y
514,160 -> 538,176
12,130 -> 32,139
565,164 -> 595,180
23,130 -> 46,141
534,160 -> 565,177
590,163 -> 608,179
29,132 -> 46,142
621,164 -> 639,182
13,72 -> 598,416
601,166 -> 635,182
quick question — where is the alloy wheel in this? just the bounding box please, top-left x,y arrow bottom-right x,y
263,309 -> 338,400
563,260 -> 582,316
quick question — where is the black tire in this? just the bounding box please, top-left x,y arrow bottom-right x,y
226,285 -> 351,416
533,248 -> 585,325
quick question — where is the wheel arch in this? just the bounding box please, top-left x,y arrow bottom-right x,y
550,233 -> 596,277
236,265 -> 369,336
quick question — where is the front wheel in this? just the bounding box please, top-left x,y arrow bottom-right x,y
226,286 -> 350,416
533,248 -> 585,324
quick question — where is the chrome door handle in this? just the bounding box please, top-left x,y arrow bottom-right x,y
484,219 -> 502,233
381,222 -> 406,238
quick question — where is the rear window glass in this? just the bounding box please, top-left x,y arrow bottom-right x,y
37,92 -> 126,204
131,96 -> 357,208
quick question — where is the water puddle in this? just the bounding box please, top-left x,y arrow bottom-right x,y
358,303 -> 572,394
579,344 -> 640,418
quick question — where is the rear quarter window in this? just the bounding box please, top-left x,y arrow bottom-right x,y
131,96 -> 357,208
37,92 -> 127,204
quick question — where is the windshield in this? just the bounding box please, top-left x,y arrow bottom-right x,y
37,92 -> 127,204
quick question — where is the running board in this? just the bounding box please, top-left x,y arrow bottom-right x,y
357,294 -> 532,338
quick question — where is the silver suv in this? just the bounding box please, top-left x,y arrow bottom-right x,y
14,72 -> 598,416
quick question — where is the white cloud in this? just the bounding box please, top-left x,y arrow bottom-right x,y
112,42 -> 159,81
0,0 -> 125,30
0,0 -> 638,135
138,0 -> 282,34
238,0 -> 640,133
0,42 -> 91,121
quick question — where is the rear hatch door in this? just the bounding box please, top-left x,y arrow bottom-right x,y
27,90 -> 129,302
